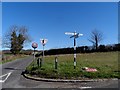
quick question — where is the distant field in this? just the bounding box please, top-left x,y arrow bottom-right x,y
26,51 -> 119,79
0,54 -> 28,64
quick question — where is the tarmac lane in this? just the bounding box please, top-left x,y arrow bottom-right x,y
0,56 -> 119,89
1,56 -> 33,88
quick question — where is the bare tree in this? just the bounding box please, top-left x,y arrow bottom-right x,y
3,25 -> 32,54
88,29 -> 103,51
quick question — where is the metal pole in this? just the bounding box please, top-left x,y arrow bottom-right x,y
33,48 -> 35,66
40,58 -> 42,68
42,45 -> 44,64
74,38 -> 76,69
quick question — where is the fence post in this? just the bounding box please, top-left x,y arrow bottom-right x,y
37,58 -> 40,67
40,58 -> 42,68
55,57 -> 58,69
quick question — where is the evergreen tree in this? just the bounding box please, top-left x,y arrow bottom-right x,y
4,25 -> 31,55
10,31 -> 18,54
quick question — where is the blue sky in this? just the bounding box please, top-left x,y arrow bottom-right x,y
2,2 -> 118,50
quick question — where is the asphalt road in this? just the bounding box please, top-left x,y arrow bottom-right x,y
0,56 -> 119,89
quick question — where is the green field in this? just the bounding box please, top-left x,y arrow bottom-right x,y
26,51 -> 119,79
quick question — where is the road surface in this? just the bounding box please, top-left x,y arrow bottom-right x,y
0,56 -> 119,89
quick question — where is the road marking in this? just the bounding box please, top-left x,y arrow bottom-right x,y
79,86 -> 92,89
0,72 -> 12,83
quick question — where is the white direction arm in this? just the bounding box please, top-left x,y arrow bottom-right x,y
78,33 -> 83,36
65,32 -> 74,35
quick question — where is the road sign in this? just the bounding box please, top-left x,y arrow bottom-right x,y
65,32 -> 83,36
65,31 -> 83,69
32,42 -> 38,49
65,32 -> 83,39
65,32 -> 76,35
40,39 -> 48,46
32,42 -> 38,67
40,39 -> 48,65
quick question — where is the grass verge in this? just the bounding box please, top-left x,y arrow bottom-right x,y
0,54 -> 28,64
26,52 -> 120,79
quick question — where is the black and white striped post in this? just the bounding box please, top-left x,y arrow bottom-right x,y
65,31 -> 83,69
74,37 -> 76,69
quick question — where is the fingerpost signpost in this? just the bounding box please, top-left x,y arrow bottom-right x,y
65,31 -> 83,69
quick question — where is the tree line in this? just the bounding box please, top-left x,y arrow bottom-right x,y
39,43 -> 120,56
3,43 -> 120,56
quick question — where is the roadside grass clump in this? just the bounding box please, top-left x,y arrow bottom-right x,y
26,51 -> 119,79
